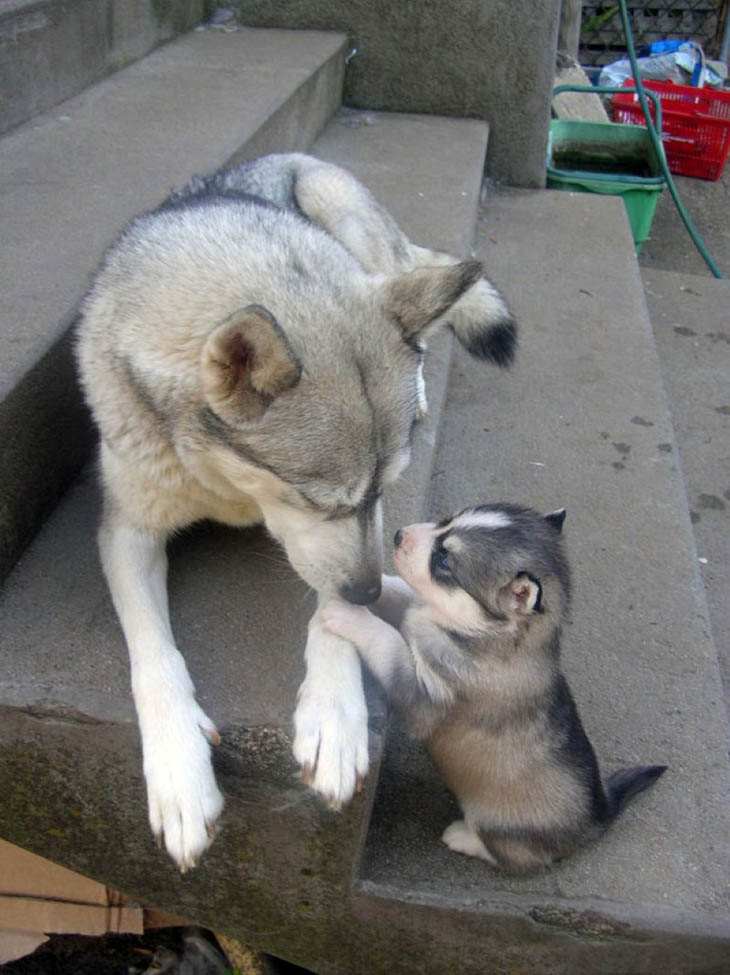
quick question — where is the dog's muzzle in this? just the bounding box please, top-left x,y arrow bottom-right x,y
339,578 -> 382,605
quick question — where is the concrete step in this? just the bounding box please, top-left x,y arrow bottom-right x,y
641,267 -> 730,700
0,0 -> 207,136
0,25 -> 347,581
354,191 -> 730,973
0,111 -> 490,970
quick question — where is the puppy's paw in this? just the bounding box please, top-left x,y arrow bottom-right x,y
141,697 -> 224,872
293,674 -> 369,809
442,820 -> 497,864
321,598 -> 372,646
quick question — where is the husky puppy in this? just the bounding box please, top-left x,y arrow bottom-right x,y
76,153 -> 516,870
323,504 -> 666,873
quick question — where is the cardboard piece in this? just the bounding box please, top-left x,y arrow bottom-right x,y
0,839 -> 143,964
553,62 -> 610,121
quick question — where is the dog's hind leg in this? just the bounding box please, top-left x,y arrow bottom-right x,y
98,510 -> 224,871
292,157 -> 414,275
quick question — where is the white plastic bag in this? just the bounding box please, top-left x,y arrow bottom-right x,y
598,41 -> 724,89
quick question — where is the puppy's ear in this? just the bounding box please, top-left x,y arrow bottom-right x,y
544,508 -> 566,533
201,305 -> 301,424
385,261 -> 483,343
505,572 -> 542,615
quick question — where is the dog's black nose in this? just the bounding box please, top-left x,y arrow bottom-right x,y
393,528 -> 403,548
339,579 -> 382,605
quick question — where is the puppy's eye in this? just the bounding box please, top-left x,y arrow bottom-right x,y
430,543 -> 457,586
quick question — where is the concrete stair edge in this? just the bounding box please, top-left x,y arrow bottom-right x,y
0,26 -> 347,582
640,267 -> 730,702
343,881 -> 730,975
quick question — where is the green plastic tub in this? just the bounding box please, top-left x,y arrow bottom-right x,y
546,119 -> 666,251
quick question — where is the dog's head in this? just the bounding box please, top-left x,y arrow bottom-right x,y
393,504 -> 570,636
195,261 -> 481,602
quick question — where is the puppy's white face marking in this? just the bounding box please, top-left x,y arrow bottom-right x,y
393,522 -> 486,632
447,509 -> 512,532
428,586 -> 486,632
392,522 -> 435,584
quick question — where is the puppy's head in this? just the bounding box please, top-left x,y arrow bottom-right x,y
393,504 -> 570,638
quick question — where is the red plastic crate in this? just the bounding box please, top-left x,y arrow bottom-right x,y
611,80 -> 730,181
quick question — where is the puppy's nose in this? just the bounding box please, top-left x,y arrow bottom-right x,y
339,579 -> 382,605
393,528 -> 403,548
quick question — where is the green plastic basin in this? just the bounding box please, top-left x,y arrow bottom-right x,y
546,119 -> 666,251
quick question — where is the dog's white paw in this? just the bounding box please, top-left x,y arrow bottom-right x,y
140,696 -> 224,872
293,675 -> 369,810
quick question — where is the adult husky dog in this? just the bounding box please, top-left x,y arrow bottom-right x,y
76,153 -> 515,871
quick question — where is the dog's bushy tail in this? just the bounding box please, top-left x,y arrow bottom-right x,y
447,275 -> 518,367
605,764 -> 667,820
406,244 -> 517,368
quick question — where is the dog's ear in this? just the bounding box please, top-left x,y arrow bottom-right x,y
385,260 -> 483,342
504,572 -> 542,615
544,508 -> 566,533
201,305 -> 301,424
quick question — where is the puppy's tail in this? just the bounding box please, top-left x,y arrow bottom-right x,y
605,764 -> 667,820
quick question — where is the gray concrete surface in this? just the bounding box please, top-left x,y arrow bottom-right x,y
642,268 -> 730,698
0,25 -> 345,398
0,26 -> 346,580
0,0 -> 210,136
356,189 -> 730,971
637,162 -> 729,717
639,169 -> 730,278
227,0 -> 561,188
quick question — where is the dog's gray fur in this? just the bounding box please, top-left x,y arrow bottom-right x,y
323,504 -> 666,873
75,153 -> 516,870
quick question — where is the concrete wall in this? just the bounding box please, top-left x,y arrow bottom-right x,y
233,0 -> 561,186
0,0 -> 211,135
1,0 -> 560,183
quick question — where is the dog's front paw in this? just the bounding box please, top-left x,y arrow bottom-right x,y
293,673 -> 369,810
140,697 -> 224,872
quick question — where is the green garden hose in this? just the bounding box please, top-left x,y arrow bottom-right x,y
616,0 -> 724,278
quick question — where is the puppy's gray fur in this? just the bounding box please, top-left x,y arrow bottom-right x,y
324,504 -> 666,873
75,153 -> 516,870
